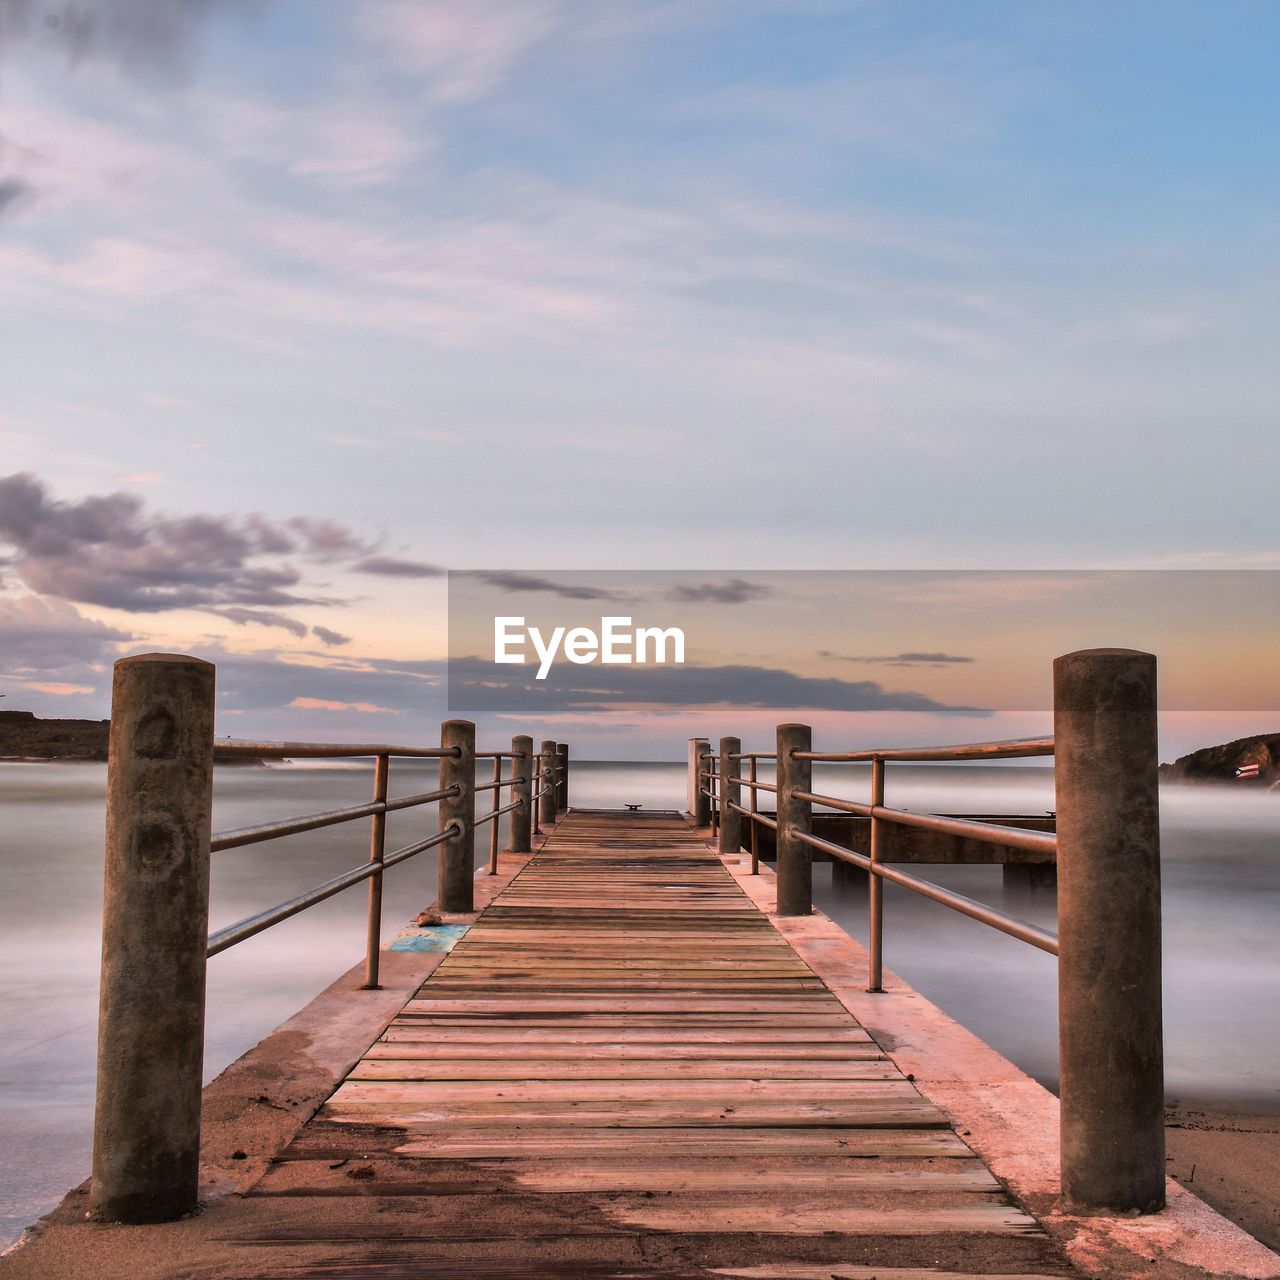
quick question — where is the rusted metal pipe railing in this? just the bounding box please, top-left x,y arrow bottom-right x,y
91,650 -> 566,1224
702,647 -> 1164,1216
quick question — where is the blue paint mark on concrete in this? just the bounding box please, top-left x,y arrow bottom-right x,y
389,923 -> 471,953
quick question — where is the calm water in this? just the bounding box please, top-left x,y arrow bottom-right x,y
1,758 -> 1278,1246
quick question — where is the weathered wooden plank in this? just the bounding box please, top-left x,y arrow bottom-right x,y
232,808 -> 1064,1277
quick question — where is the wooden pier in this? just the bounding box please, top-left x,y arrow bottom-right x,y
213,808 -> 1069,1278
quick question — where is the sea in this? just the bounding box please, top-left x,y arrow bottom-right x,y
1,758 -> 1277,1247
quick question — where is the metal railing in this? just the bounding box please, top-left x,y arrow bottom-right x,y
89,651 -> 572,1225
690,647 -> 1166,1217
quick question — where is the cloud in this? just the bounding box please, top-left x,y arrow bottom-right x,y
0,594 -> 132,679
368,0 -> 559,103
470,571 -> 620,601
446,655 -> 991,717
0,472 -> 375,614
311,625 -> 351,647
289,695 -> 396,714
212,606 -> 309,638
23,680 -> 93,695
207,647 -> 444,717
0,0 -> 268,80
0,176 -> 35,217
820,650 -> 975,667
355,555 -> 446,579
665,578 -> 770,605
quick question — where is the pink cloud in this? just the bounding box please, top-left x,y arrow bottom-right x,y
289,696 -> 396,714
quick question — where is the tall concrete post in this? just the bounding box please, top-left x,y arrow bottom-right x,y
1054,648 -> 1164,1214
509,734 -> 533,854
688,737 -> 708,816
539,738 -> 558,829
556,742 -> 569,811
692,740 -> 711,826
91,653 -> 215,1223
718,736 -> 742,856
775,723 -> 813,916
438,720 -> 476,913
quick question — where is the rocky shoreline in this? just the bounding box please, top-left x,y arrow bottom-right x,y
0,710 -> 265,765
1159,732 -> 1280,786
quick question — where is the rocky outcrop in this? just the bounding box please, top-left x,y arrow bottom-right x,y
0,709 -> 263,764
1159,733 -> 1280,785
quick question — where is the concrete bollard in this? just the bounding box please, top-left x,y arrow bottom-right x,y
91,653 -> 216,1223
556,742 -> 569,811
1054,648 -> 1164,1214
687,738 -> 708,817
775,723 -> 813,916
438,720 -> 476,913
539,738 -> 558,829
718,736 -> 742,856
692,740 -> 712,826
510,734 -> 533,853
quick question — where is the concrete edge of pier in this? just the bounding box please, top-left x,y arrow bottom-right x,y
693,815 -> 1280,1280
0,840 -> 542,1274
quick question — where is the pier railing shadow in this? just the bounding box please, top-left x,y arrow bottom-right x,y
89,652 -> 569,1225
695,647 -> 1165,1219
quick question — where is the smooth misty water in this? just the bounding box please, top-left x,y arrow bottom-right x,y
1,759 -> 1278,1246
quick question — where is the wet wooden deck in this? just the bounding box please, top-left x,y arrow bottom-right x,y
236,810 -> 1073,1278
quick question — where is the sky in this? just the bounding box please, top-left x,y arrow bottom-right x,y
1,1 -> 1278,756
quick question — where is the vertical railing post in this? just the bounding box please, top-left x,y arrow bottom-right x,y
539,738 -> 557,829
91,653 -> 215,1223
439,720 -> 476,913
692,740 -> 711,826
748,755 -> 760,874
709,754 -> 719,836
775,723 -> 812,916
718,736 -> 741,856
362,752 -> 390,989
1054,647 -> 1164,1214
867,757 -> 885,993
487,754 -> 503,874
556,742 -> 569,811
510,734 -> 533,853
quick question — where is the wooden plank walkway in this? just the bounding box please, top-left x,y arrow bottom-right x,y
236,810 -> 1075,1278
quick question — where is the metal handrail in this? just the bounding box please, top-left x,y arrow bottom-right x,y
211,786 -> 457,852
477,799 -> 522,830
702,729 -> 1057,989
207,736 -> 558,984
729,801 -> 777,831
208,823 -> 460,956
795,829 -> 1058,955
215,740 -> 460,759
794,736 -> 1054,763
792,790 -> 1056,856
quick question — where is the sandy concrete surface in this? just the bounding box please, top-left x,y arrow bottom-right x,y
710,830 -> 1280,1280
1166,1104 -> 1280,1254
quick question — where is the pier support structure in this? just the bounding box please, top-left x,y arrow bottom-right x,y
1055,647 -> 1164,1214
538,739 -> 558,829
775,722 -> 813,915
91,653 -> 215,1224
438,720 -> 476,912
510,735 -> 533,853
718,736 -> 742,857
556,742 -> 569,811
